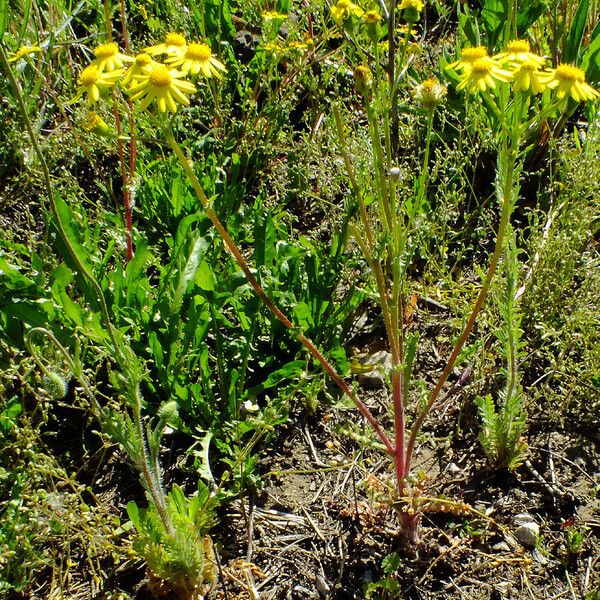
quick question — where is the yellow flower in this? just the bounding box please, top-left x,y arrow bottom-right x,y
93,42 -> 133,72
447,46 -> 489,73
511,59 -> 551,95
263,10 -> 288,20
145,32 -> 187,58
127,64 -> 196,112
399,0 -> 424,19
264,42 -> 285,56
545,65 -> 600,102
493,40 -> 545,67
165,42 -> 227,78
456,57 -> 512,93
122,53 -> 158,86
414,78 -> 447,108
78,64 -> 123,105
362,10 -> 382,24
398,25 -> 418,37
7,44 -> 41,62
82,112 -> 111,136
331,0 -> 364,25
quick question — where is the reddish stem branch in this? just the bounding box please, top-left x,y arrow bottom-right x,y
166,131 -> 395,456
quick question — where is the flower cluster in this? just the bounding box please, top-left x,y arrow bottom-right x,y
448,40 -> 599,101
77,33 -> 227,114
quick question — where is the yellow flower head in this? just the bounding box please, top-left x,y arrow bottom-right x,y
93,42 -> 133,72
511,59 -> 551,95
414,78 -> 447,109
399,0 -> 424,19
263,10 -> 288,20
354,64 -> 373,96
165,42 -> 227,78
122,53 -> 158,86
447,46 -> 489,72
145,32 -> 187,58
8,44 -> 42,62
127,64 -> 197,112
494,39 -> 545,67
331,0 -> 364,25
362,10 -> 382,24
78,64 -> 123,105
456,57 -> 512,93
545,65 -> 600,102
82,112 -> 111,136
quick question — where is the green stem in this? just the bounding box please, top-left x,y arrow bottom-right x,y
166,129 -> 395,456
404,138 -> 519,475
0,46 -> 122,360
416,108 -> 435,208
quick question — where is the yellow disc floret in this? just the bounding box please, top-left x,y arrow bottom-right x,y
149,65 -> 173,87
145,32 -> 187,57
448,46 -> 489,72
456,57 -> 513,93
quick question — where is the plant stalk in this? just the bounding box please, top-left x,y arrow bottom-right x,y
166,130 -> 395,456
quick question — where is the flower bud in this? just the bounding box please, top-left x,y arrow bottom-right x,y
44,372 -> 68,399
354,65 -> 373,97
82,112 -> 111,137
414,78 -> 447,109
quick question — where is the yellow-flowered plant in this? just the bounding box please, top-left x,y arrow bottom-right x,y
456,57 -> 513,93
74,34 -> 229,113
545,65 -> 600,102
92,42 -> 133,72
331,0 -> 364,25
7,44 -> 42,62
127,63 -> 197,113
78,64 -> 123,105
145,32 -> 187,58
165,42 -> 227,78
448,42 -> 599,102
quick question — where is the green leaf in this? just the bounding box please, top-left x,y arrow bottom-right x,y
243,360 -> 305,399
170,236 -> 207,318
480,0 -> 507,49
0,0 -> 7,36
381,552 -> 401,575
254,210 -> 276,269
563,0 -> 589,64
52,193 -> 94,275
581,22 -> 600,84
195,260 -> 216,291
516,2 -> 545,37
457,3 -> 480,47
126,501 -> 141,529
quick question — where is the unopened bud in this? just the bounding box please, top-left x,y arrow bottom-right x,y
354,65 -> 373,97
44,372 -> 68,399
82,112 -> 111,137
414,78 -> 447,109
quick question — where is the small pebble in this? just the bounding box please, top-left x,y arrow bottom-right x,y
446,462 -> 460,475
492,541 -> 510,553
515,525 -> 540,547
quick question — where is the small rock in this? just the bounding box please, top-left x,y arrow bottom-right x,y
532,548 -> 548,565
446,462 -> 461,476
492,541 -> 510,553
357,351 -> 393,389
513,514 -> 539,548
315,576 -> 330,597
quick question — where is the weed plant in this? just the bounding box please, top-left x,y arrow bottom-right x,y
1,0 -> 600,596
